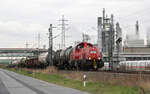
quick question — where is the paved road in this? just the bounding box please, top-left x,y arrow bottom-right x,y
0,69 -> 89,94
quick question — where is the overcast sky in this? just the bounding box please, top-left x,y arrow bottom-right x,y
0,0 -> 150,50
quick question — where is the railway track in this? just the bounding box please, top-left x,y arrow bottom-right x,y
110,70 -> 150,74
58,69 -> 150,75
57,69 -> 150,85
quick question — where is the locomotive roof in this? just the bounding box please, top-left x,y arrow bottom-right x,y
76,42 -> 93,47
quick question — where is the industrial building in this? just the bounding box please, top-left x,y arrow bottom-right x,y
122,21 -> 150,61
97,8 -> 122,70
124,21 -> 146,48
97,9 -> 150,70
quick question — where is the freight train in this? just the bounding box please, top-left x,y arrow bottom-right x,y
9,42 -> 104,70
53,42 -> 104,70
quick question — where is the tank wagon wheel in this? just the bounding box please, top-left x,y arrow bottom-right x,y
65,64 -> 70,70
75,61 -> 80,71
69,61 -> 74,70
57,63 -> 64,70
57,66 -> 61,70
68,61 -> 73,70
63,62 -> 68,70
94,68 -> 98,71
67,63 -> 71,70
99,59 -> 104,68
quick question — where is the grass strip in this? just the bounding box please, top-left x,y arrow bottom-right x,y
6,68 -> 141,94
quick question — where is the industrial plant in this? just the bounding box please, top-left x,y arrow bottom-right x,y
0,8 -> 150,71
96,8 -> 150,70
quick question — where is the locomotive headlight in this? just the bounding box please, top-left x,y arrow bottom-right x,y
98,57 -> 101,60
89,57 -> 91,60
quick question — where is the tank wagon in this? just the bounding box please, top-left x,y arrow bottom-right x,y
53,42 -> 104,70
10,52 -> 49,68
119,60 -> 150,71
24,52 -> 48,68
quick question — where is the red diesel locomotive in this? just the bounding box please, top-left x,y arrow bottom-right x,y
53,42 -> 104,70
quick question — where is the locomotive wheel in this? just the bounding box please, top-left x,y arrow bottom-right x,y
66,64 -> 71,70
57,65 -> 64,70
94,68 -> 98,71
99,59 -> 104,68
75,61 -> 80,71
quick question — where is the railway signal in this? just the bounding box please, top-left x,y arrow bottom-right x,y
48,24 -> 56,66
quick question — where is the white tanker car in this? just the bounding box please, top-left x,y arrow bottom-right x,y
103,60 -> 150,71
119,60 -> 150,71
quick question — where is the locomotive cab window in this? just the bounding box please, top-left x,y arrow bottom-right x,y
87,43 -> 93,47
76,42 -> 93,50
76,43 -> 84,49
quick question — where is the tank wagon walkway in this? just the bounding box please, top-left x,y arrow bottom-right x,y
0,69 -> 89,94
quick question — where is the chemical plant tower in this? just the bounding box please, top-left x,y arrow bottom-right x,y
97,8 -> 122,70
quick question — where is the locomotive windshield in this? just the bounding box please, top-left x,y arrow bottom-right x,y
91,51 -> 96,53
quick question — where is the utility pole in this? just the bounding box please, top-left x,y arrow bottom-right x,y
58,15 -> 68,49
25,42 -> 30,48
48,24 -> 56,66
38,33 -> 41,49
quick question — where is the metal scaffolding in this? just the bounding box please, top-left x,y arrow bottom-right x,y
97,8 -> 123,70
58,15 -> 68,49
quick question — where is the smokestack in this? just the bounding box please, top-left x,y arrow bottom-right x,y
97,17 -> 103,52
98,17 -> 102,26
103,8 -> 105,29
136,20 -> 139,38
111,14 -> 114,26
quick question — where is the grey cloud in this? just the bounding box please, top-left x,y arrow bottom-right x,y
0,0 -> 149,49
